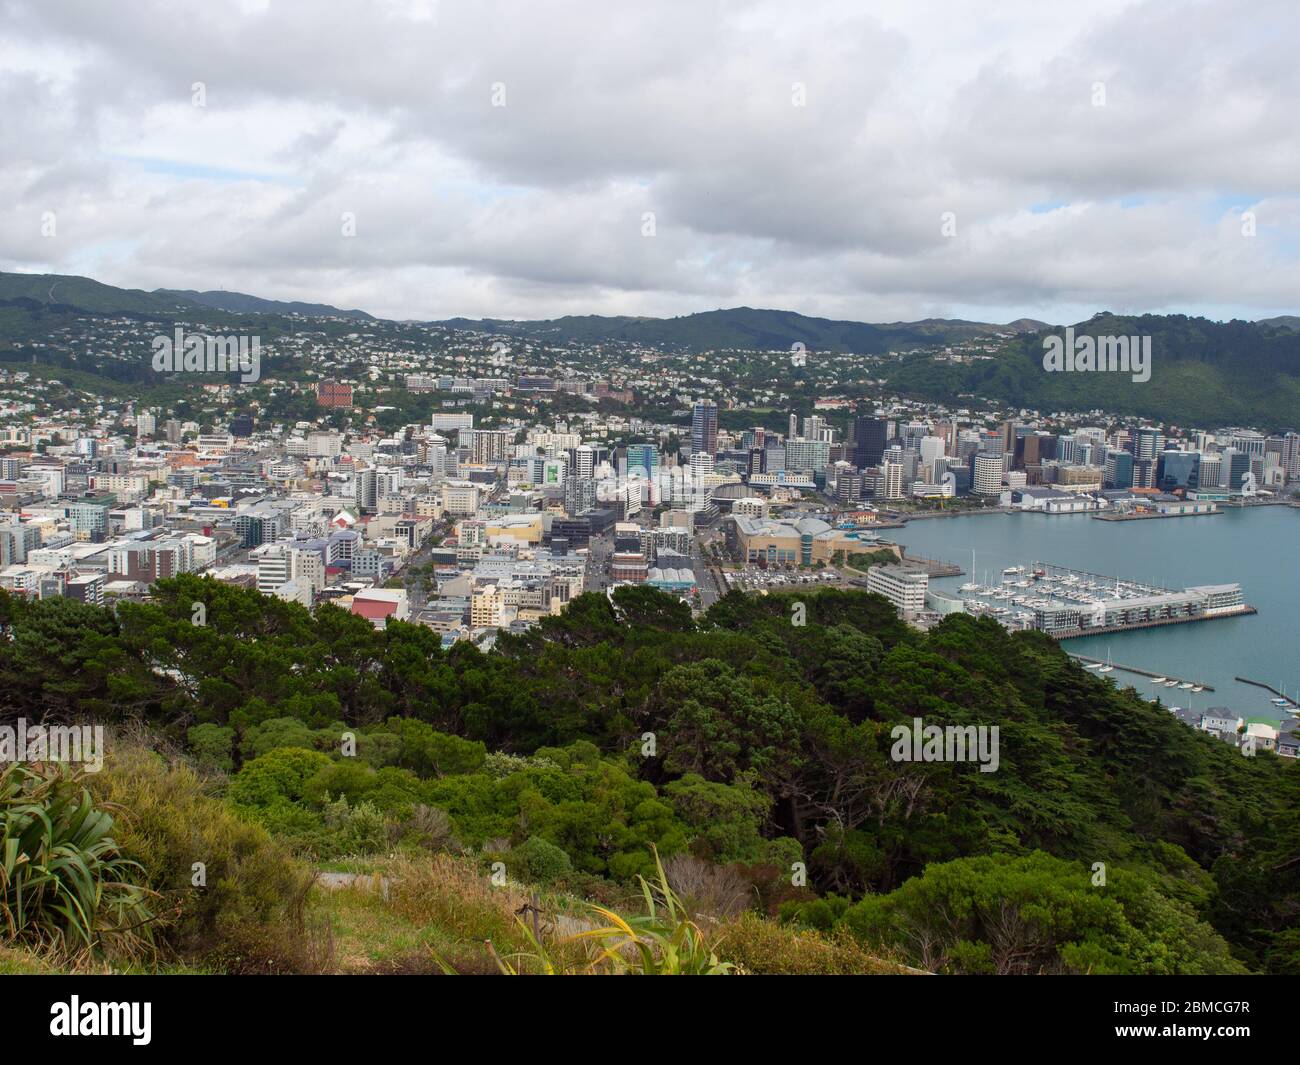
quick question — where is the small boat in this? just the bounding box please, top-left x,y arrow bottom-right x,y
1097,651 -> 1114,674
1083,661 -> 1104,670
1165,680 -> 1179,688
1151,677 -> 1167,684
959,582 -> 979,593
1271,697 -> 1291,706
1179,682 -> 1194,690
1191,686 -> 1204,693
1004,565 -> 1025,575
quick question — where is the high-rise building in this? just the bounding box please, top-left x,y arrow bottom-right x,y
1198,453 -> 1223,489
973,453 -> 1004,496
852,417 -> 887,469
626,444 -> 659,479
1134,426 -> 1165,463
355,468 -> 378,512
1283,432 -> 1300,481
1221,448 -> 1251,491
573,444 -> 596,481
1157,450 -> 1200,491
692,401 -> 719,457
1104,450 -> 1134,489
467,429 -> 513,465
786,438 -> 830,472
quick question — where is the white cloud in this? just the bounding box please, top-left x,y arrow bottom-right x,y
1,0 -> 1297,324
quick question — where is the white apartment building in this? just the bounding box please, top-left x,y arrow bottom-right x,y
866,564 -> 930,617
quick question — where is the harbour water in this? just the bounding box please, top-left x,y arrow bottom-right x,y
886,505 -> 1299,723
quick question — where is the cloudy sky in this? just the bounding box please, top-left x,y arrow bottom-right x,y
2,0 -> 1298,324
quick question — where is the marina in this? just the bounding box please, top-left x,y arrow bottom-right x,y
891,507 -> 1293,720
949,559 -> 1252,640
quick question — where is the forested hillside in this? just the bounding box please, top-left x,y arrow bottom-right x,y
0,580 -> 1294,975
886,313 -> 1300,429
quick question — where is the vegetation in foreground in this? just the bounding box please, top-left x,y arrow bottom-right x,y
0,580 -> 1295,974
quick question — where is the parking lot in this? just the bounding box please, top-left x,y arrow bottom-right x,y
721,566 -> 847,593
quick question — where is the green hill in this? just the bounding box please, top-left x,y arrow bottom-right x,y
886,312 -> 1300,429
0,270 -> 195,316
438,306 -> 1042,352
156,288 -> 375,320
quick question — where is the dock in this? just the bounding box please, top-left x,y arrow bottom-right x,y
1048,605 -> 1257,639
1068,653 -> 1215,691
1235,676 -> 1295,703
899,551 -> 963,577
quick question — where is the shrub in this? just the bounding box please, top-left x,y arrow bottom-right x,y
400,804 -> 456,852
88,744 -> 326,973
719,912 -> 912,975
228,747 -> 332,808
662,854 -> 754,921
323,796 -> 389,856
0,762 -> 154,962
186,724 -> 235,773
509,835 -> 572,885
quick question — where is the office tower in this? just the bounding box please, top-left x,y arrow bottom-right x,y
788,413 -> 799,439
833,463 -> 862,503
564,476 -> 596,516
1229,430 -> 1266,457
468,429 -> 512,464
1001,420 -> 1019,454
1133,426 -> 1165,463
899,422 -> 927,450
355,468 -> 378,512
1157,450 -> 1200,492
918,436 -> 945,480
689,451 -> 714,477
852,416 -> 888,469
626,443 -> 658,479
1284,432 -> 1300,481
1132,458 -> 1156,489
1198,453 -> 1223,489
1104,450 -> 1134,489
881,459 -> 906,500
786,438 -> 830,472
764,443 -> 786,473
572,444 -> 596,481
973,453 -> 1005,496
692,401 -> 719,457
1221,448 -> 1251,491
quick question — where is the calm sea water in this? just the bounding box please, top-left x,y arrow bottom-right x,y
885,506 -> 1300,722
